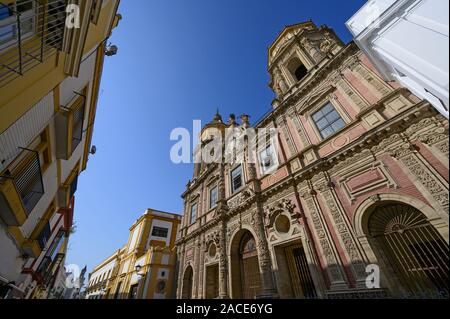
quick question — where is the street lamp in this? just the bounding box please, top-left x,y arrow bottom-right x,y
135,265 -> 145,279
133,265 -> 146,299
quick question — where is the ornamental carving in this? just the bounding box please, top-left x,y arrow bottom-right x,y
227,188 -> 254,211
299,181 -> 345,283
389,146 -> 449,211
276,116 -> 297,156
265,198 -> 298,228
350,61 -> 391,97
332,72 -> 369,110
315,180 -> 367,279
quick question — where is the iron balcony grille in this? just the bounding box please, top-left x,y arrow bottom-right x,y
36,221 -> 51,249
69,174 -> 77,198
0,0 -> 67,88
43,252 -> 64,285
1,148 -> 44,215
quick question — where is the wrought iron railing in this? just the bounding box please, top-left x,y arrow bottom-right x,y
71,101 -> 85,152
0,0 -> 67,88
1,148 -> 44,215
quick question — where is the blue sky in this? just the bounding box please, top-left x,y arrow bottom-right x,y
65,0 -> 367,279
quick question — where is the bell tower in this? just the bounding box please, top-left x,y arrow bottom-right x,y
268,21 -> 344,103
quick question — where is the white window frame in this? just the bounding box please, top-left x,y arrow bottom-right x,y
311,101 -> 346,140
259,143 -> 279,175
230,165 -> 244,194
209,185 -> 218,209
190,202 -> 198,225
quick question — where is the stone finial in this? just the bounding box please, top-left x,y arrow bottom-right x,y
240,114 -> 250,128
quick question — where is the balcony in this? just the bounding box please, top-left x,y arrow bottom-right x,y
0,148 -> 44,226
60,195 -> 74,236
0,0 -> 67,88
55,92 -> 86,160
57,169 -> 78,208
33,230 -> 65,284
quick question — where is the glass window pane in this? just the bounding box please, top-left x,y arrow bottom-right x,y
316,118 -> 328,130
321,127 -> 334,139
331,119 -> 345,132
190,203 -> 197,224
312,110 -> 323,121
231,166 -> 241,179
322,103 -> 334,115
325,110 -> 340,123
210,186 -> 218,208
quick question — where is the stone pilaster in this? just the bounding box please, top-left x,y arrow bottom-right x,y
217,162 -> 229,299
350,59 -> 392,98
313,173 -> 368,287
276,116 -> 297,157
333,72 -> 370,111
197,235 -> 205,298
298,181 -> 348,290
287,106 -> 311,149
247,160 -> 278,298
193,238 -> 201,298
176,244 -> 185,299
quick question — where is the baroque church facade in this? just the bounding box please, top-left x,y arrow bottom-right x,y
175,21 -> 449,299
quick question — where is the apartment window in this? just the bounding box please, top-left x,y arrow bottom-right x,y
231,165 -> 243,194
128,284 -> 139,299
209,185 -> 218,209
114,282 -> 122,299
2,149 -> 45,216
71,101 -> 85,153
36,222 -> 51,249
90,0 -> 102,24
151,226 -> 169,238
312,102 -> 345,139
259,144 -> 277,174
35,127 -> 52,173
190,203 -> 197,225
0,1 -> 35,50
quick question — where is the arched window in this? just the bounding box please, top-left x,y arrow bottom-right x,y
287,57 -> 308,82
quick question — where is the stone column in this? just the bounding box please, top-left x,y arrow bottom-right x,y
193,238 -> 201,298
197,235 -> 205,298
176,244 -> 185,299
247,161 -> 278,298
217,162 -> 229,299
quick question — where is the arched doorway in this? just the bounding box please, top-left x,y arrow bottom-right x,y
368,203 -> 449,298
181,266 -> 193,299
230,229 -> 262,299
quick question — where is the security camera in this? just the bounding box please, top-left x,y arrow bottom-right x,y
90,145 -> 97,155
105,45 -> 118,56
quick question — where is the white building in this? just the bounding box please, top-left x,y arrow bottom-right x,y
346,0 -> 449,118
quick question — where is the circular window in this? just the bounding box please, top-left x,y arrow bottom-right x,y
209,243 -> 217,258
275,215 -> 291,234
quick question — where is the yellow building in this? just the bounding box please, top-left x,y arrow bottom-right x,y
0,0 -> 121,299
86,209 -> 181,299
